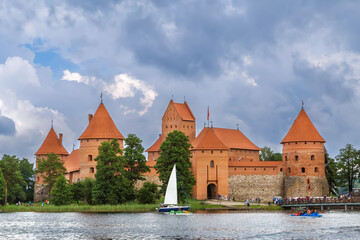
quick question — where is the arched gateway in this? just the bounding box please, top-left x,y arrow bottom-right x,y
207,184 -> 217,199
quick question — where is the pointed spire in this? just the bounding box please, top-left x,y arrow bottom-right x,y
281,108 -> 325,144
35,128 -> 69,155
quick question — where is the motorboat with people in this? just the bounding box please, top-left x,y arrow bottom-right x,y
157,164 -> 191,213
291,209 -> 322,217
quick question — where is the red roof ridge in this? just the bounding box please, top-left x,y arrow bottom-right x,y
281,109 -> 325,143
64,149 -> 80,173
211,127 -> 261,151
78,103 -> 124,140
35,128 -> 69,156
192,127 -> 228,150
146,135 -> 163,152
172,100 -> 196,121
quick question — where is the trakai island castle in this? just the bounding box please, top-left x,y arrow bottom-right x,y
34,100 -> 329,202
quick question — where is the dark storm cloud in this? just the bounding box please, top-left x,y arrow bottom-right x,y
0,115 -> 16,136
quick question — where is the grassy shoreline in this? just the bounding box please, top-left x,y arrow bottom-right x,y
0,200 -> 284,213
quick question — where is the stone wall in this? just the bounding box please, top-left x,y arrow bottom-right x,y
284,176 -> 329,197
228,173 -> 285,202
34,184 -> 49,202
134,175 -> 161,190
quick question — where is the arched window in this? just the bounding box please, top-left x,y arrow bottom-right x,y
295,155 -> 299,161
285,156 -> 288,161
280,168 -> 283,172
307,179 -> 310,184
88,155 -> 92,161
288,168 -> 291,173
90,167 -> 94,173
301,167 -> 305,173
311,155 -> 315,161
314,167 -> 318,173
210,160 -> 214,168
211,151 -> 213,154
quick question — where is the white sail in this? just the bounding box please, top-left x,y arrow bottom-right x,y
164,164 -> 177,205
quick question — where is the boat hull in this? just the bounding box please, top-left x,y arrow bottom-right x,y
158,206 -> 190,212
291,214 -> 322,217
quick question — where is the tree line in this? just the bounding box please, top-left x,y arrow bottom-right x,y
1,131 -> 196,206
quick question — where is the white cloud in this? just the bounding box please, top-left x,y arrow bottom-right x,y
61,71 -> 158,115
0,57 -> 40,87
62,69 -> 93,84
104,73 -> 158,116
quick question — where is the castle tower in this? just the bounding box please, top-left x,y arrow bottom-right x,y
146,100 -> 196,162
281,108 -> 329,197
191,127 -> 261,200
34,126 -> 69,201
78,102 -> 124,180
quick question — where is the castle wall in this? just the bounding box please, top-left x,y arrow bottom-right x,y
191,149 -> 229,200
228,149 -> 259,162
284,175 -> 329,197
228,173 -> 285,202
78,138 -> 123,180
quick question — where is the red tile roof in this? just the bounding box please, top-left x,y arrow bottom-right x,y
191,128 -> 228,150
35,128 -> 69,156
63,149 -> 80,173
212,127 -> 261,151
146,135 -> 163,152
281,109 -> 325,144
78,103 -> 124,140
173,101 -> 195,121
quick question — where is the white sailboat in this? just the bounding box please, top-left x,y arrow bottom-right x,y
157,164 -> 190,213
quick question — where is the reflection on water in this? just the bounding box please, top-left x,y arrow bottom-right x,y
0,211 -> 360,239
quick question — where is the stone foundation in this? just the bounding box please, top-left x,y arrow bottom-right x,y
284,176 -> 329,197
134,175 -> 161,189
228,173 -> 285,202
34,184 -> 50,202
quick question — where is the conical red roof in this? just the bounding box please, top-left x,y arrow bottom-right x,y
35,128 -> 69,155
281,109 -> 325,144
78,103 -> 124,140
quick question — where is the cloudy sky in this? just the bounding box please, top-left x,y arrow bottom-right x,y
1,0 -> 360,162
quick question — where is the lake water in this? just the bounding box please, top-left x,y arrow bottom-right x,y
0,211 -> 360,239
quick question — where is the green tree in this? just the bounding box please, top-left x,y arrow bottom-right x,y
325,148 -> 338,195
260,146 -> 282,161
154,130 -> 196,203
0,170 -> 5,205
70,181 -> 84,204
123,134 -> 150,198
36,153 -> 66,197
83,178 -> 94,205
0,155 -> 25,205
335,144 -> 360,193
51,175 -> 72,205
19,158 -> 35,201
92,139 -> 131,205
136,182 -> 160,204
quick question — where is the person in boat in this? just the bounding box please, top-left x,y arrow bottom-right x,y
307,209 -> 311,215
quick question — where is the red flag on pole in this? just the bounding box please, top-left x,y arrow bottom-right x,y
207,106 -> 209,121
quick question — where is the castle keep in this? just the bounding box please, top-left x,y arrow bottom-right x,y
35,100 -> 329,202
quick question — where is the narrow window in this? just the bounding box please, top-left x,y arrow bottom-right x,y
307,179 -> 310,184
211,151 -> 213,154
183,125 -> 185,128
244,168 -> 247,171
170,125 -> 172,128
229,158 -> 231,161
254,168 -> 256,171
301,167 -> 305,173
175,125 -> 177,128
90,167 -> 94,173
37,177 -> 40,182
288,168 -> 291,173
210,160 -> 214,168
220,150 -> 222,153
311,155 -> 315,161
264,168 -> 266,171
88,155 -> 92,161
295,155 -> 299,161
315,167 -> 318,173
234,168 -> 237,171
285,156 -> 288,161
280,168 -> 283,172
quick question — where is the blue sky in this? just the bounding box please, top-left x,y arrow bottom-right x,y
1,0 -> 360,162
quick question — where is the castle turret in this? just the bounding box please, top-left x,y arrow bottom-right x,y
34,126 -> 69,201
78,102 -> 124,180
281,108 -> 329,197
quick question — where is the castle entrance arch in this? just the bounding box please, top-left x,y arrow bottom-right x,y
207,184 -> 217,199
